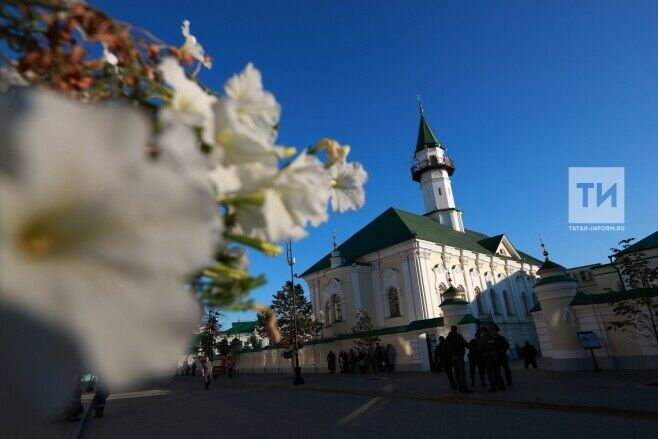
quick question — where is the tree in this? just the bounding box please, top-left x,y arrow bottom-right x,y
230,337 -> 243,352
198,308 -> 221,360
351,310 -> 380,352
217,338 -> 230,356
257,281 -> 322,358
249,333 -> 262,349
607,238 -> 658,346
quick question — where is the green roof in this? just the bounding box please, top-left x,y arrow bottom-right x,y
301,207 -> 542,276
440,297 -> 470,306
570,287 -> 658,306
443,285 -> 460,297
458,314 -> 480,325
618,231 -> 658,255
529,302 -> 542,313
415,114 -> 445,153
535,274 -> 576,287
477,234 -> 505,254
224,320 -> 258,335
537,258 -> 567,275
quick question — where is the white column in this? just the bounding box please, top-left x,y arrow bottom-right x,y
424,259 -> 439,318
371,261 -> 385,327
402,253 -> 420,321
350,271 -> 362,313
506,271 -> 526,320
308,280 -> 318,320
463,267 -> 477,315
479,268 -> 494,314
413,251 -> 432,319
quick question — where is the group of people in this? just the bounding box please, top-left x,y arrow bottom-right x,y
435,325 -> 538,393
327,344 -> 397,374
56,375 -> 108,422
198,355 -> 236,390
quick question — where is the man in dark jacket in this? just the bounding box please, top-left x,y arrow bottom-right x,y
494,331 -> 512,387
468,337 -> 486,387
327,350 -> 336,374
522,341 -> 538,369
445,326 -> 472,393
436,336 -> 456,389
478,325 -> 505,392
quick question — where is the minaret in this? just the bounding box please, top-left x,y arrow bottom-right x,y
329,230 -> 342,269
410,99 -> 464,232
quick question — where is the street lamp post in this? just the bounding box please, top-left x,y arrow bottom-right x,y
285,240 -> 304,385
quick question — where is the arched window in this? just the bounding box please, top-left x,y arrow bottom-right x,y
503,290 -> 515,315
490,289 -> 501,315
331,294 -> 342,322
387,288 -> 401,317
521,292 -> 530,315
324,303 -> 331,326
474,287 -> 485,316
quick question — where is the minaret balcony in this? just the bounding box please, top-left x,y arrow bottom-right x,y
410,155 -> 455,181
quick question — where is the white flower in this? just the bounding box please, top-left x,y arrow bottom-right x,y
233,153 -> 331,241
159,57 -> 217,145
223,63 -> 280,143
329,160 -> 368,212
0,91 -> 219,394
180,19 -> 211,69
209,63 -> 284,197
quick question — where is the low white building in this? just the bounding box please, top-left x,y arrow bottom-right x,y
223,321 -> 268,349
532,231 -> 658,370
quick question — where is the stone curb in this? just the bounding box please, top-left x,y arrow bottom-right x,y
223,380 -> 658,421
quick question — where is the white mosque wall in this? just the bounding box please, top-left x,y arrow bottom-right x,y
302,238 -> 542,356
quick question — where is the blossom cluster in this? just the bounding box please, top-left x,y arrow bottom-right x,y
0,0 -> 367,417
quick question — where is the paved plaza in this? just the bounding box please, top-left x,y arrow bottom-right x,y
73,362 -> 658,439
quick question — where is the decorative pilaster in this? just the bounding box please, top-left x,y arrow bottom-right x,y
370,261 -> 385,327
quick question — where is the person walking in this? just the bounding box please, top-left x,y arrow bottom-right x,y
468,337 -> 486,387
437,336 -> 456,389
60,375 -> 83,422
494,330 -> 513,387
339,350 -> 347,373
226,356 -> 235,379
200,357 -> 211,390
433,343 -> 443,372
386,344 -> 396,372
327,350 -> 337,374
373,344 -> 383,373
478,326 -> 505,392
445,326 -> 472,393
348,349 -> 357,373
91,380 -> 109,418
522,341 -> 538,369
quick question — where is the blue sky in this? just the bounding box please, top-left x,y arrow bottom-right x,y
95,0 -> 658,326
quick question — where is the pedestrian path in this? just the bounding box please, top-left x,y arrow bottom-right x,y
221,361 -> 658,419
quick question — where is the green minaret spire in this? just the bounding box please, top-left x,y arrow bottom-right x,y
415,111 -> 445,153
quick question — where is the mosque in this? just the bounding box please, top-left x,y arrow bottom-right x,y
298,109 -> 543,368
236,110 -> 658,372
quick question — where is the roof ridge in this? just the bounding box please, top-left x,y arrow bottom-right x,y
300,207 -> 543,277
